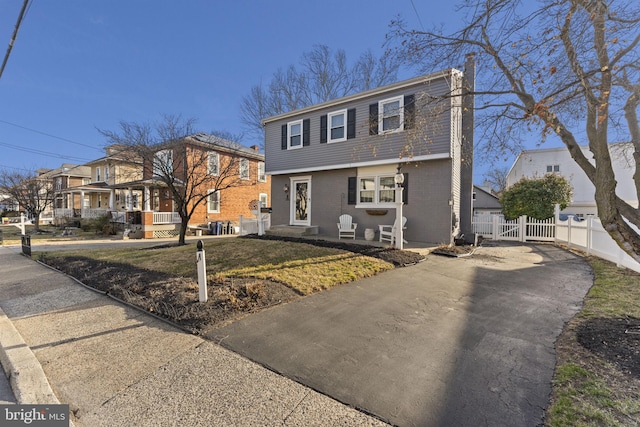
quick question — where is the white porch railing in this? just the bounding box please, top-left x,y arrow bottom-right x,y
153,212 -> 181,224
54,208 -> 74,218
83,208 -> 108,219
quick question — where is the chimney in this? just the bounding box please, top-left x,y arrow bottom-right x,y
250,145 -> 260,152
459,52 -> 476,242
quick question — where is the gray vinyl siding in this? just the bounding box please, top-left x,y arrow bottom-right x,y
265,76 -> 455,174
270,160 -> 454,243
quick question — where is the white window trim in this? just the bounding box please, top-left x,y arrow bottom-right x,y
288,119 -> 303,150
356,174 -> 398,208
240,159 -> 250,180
96,167 -> 101,182
257,162 -> 266,182
259,192 -> 268,207
154,149 -> 173,177
207,189 -> 220,213
378,95 -> 404,134
328,109 -> 347,143
208,152 -> 220,176
105,166 -> 109,182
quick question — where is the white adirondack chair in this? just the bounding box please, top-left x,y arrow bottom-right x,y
337,214 -> 357,239
379,216 -> 407,244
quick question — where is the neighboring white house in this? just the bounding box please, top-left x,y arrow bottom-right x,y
506,143 -> 637,216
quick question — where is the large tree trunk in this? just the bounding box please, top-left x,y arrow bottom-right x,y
178,216 -> 188,245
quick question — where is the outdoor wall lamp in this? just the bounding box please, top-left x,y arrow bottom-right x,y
394,165 -> 405,186
283,184 -> 290,200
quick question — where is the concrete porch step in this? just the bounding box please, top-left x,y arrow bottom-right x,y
267,225 -> 319,237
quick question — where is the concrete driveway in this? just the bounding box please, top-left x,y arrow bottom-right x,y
211,243 -> 593,427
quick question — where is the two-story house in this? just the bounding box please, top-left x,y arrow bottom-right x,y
506,143 -> 637,217
262,63 -> 475,244
48,164 -> 92,222
113,133 -> 270,238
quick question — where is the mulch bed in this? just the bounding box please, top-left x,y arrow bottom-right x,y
576,317 -> 640,378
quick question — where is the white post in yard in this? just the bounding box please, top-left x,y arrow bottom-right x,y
257,200 -> 264,236
394,166 -> 405,250
19,212 -> 26,235
196,240 -> 208,303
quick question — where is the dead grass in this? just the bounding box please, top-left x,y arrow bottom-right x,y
38,237 -> 394,296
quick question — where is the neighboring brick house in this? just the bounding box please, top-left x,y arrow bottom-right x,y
114,133 -> 270,238
262,59 -> 475,244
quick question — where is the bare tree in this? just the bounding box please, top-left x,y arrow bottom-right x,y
483,167 -> 509,196
99,114 -> 256,245
240,45 -> 401,143
390,0 -> 640,261
0,169 -> 54,231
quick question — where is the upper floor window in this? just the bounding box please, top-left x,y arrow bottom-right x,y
546,164 -> 560,173
258,162 -> 266,182
380,96 -> 404,133
82,178 -> 91,185
281,119 -> 310,150
208,152 -> 219,176
105,166 -> 109,182
96,167 -> 101,182
208,190 -> 220,213
154,149 -> 173,177
240,159 -> 249,180
55,178 -> 62,190
369,95 -> 414,135
288,120 -> 303,149
328,110 -> 347,143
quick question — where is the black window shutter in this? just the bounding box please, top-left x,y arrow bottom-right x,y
281,125 -> 287,150
404,94 -> 415,130
347,177 -> 357,205
369,103 -> 378,135
320,115 -> 327,143
303,119 -> 310,146
347,108 -> 356,139
402,173 -> 409,205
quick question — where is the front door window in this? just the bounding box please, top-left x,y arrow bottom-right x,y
291,178 -> 311,226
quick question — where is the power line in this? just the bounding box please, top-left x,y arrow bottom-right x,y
0,0 -> 30,81
409,0 -> 425,30
0,119 -> 103,151
0,140 -> 93,163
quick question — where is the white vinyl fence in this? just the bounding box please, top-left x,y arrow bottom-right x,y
472,206 -> 640,274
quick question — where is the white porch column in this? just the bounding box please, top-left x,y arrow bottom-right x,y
127,188 -> 133,210
144,186 -> 151,211
109,189 -> 115,211
80,190 -> 85,217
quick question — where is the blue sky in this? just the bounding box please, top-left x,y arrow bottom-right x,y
0,0 -> 524,181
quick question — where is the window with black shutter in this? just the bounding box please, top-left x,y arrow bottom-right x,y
320,115 -> 327,143
347,108 -> 356,139
347,177 -> 357,205
369,103 -> 379,135
404,94 -> 415,130
303,119 -> 310,146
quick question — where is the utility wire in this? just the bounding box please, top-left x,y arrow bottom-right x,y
0,0 -> 30,81
0,119 -> 103,151
409,0 -> 425,30
0,140 -> 92,163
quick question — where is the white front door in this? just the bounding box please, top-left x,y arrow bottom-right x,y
290,177 -> 311,226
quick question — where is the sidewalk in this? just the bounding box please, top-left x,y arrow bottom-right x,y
0,245 -> 387,426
